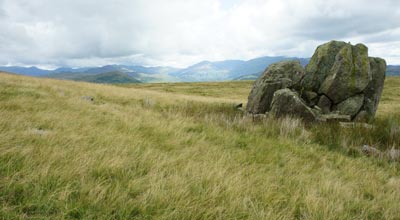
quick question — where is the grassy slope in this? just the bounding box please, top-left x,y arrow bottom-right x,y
46,71 -> 142,84
1,72 -> 400,219
77,71 -> 141,84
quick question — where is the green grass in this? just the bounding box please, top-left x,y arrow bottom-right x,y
1,72 -> 400,219
46,71 -> 142,84
118,81 -> 253,100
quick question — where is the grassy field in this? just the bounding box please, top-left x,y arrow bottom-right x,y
1,72 -> 400,219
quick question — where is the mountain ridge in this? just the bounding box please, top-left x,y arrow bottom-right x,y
1,56 -> 399,83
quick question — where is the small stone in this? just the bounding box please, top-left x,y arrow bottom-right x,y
313,105 -> 322,111
31,128 -> 49,136
387,149 -> 400,161
81,96 -> 94,102
319,113 -> 351,122
361,145 -> 382,157
246,113 -> 268,121
235,103 -> 243,108
339,122 -> 374,129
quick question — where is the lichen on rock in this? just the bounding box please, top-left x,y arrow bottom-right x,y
246,60 -> 305,114
246,40 -> 386,123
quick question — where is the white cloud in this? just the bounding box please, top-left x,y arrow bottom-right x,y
0,0 -> 399,67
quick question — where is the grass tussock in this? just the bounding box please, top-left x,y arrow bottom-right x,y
1,72 -> 400,219
311,115 -> 400,152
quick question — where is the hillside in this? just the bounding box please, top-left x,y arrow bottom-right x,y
1,72 -> 400,219
47,71 -> 142,84
387,65 -> 400,76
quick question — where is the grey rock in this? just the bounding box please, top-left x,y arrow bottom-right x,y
235,103 -> 243,108
246,60 -> 305,114
362,145 -> 382,157
317,95 -> 332,114
81,96 -> 94,102
301,40 -> 347,92
339,122 -> 374,129
246,40 -> 386,123
387,149 -> 400,161
313,105 -> 322,112
311,107 -> 322,116
318,113 -> 351,122
302,91 -> 318,106
336,94 -> 364,117
244,113 -> 268,121
363,57 -> 386,119
270,89 -> 316,122
354,110 -> 369,122
31,128 -> 49,136
319,43 -> 371,104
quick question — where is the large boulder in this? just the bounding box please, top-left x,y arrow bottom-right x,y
319,43 -> 371,103
270,89 -> 316,122
362,57 -> 387,119
246,40 -> 386,123
301,40 -> 347,92
246,60 -> 305,114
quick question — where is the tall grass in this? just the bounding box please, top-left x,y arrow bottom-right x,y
1,73 -> 400,219
311,116 -> 400,152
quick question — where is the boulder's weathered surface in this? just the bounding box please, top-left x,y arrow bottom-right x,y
246,60 -> 305,114
335,94 -> 364,117
317,95 -> 332,114
270,89 -> 316,122
302,91 -> 318,106
363,57 -> 387,119
246,40 -> 386,122
319,43 -> 371,103
301,41 -> 347,92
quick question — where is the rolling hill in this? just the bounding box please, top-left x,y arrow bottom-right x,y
387,65 -> 400,76
46,71 -> 141,84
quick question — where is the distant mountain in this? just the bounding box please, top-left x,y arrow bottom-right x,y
47,71 -> 141,84
54,67 -> 91,73
169,60 -> 245,81
233,73 -> 261,81
120,65 -> 180,75
40,64 -> 179,83
0,66 -> 51,76
2,56 -> 398,83
170,56 -> 310,81
387,65 -> 400,76
229,56 -> 309,79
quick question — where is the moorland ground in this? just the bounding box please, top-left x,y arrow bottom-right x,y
1,72 -> 400,219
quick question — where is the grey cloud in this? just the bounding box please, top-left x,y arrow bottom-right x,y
0,0 -> 399,67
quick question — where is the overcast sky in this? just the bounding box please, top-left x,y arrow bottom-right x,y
0,0 -> 399,68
